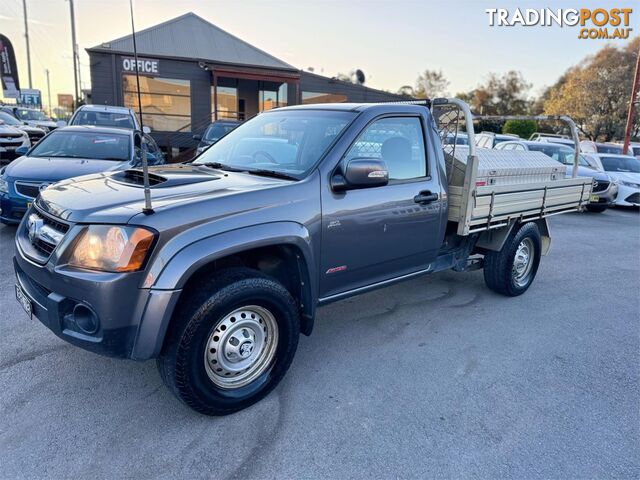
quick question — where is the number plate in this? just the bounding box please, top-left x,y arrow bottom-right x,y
15,283 -> 32,319
590,195 -> 600,202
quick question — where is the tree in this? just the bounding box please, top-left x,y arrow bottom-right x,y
543,37 -> 640,141
457,71 -> 532,116
414,70 -> 449,99
503,119 -> 537,139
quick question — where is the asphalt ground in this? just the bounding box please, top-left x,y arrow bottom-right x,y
0,207 -> 638,479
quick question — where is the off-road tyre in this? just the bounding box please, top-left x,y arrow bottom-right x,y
483,222 -> 542,297
157,268 -> 300,415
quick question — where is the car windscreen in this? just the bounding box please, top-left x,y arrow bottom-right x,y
527,144 -> 576,164
444,134 -> 469,145
29,131 -> 131,161
600,156 -> 640,173
16,109 -> 48,121
0,111 -> 22,126
493,137 -> 511,145
194,110 -> 355,179
596,144 -> 623,154
71,110 -> 135,129
204,123 -> 238,141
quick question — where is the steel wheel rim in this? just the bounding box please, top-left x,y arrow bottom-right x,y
204,305 -> 279,389
512,238 -> 535,287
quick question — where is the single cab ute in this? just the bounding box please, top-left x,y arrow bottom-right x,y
13,99 -> 592,415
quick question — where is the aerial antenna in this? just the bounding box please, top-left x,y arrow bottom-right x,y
129,0 -> 153,214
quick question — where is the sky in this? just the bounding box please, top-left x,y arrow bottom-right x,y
0,0 -> 636,107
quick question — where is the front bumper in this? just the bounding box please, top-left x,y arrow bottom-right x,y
588,182 -> 617,206
614,184 -> 640,207
0,193 -> 30,224
13,212 -> 182,359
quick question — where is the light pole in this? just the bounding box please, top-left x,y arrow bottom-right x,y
45,69 -> 52,116
622,47 -> 640,155
22,0 -> 32,89
68,0 -> 79,108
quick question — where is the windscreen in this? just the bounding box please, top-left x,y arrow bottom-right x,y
194,110 -> 355,179
204,123 -> 238,141
71,110 -> 135,129
596,144 -> 623,154
600,156 -> 640,173
29,131 -> 131,161
0,111 -> 22,126
16,109 -> 48,121
527,144 -> 575,164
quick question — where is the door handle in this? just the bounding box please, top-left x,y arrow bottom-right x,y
414,190 -> 439,204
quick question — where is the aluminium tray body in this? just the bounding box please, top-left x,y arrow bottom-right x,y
448,147 -> 567,187
445,146 -> 592,234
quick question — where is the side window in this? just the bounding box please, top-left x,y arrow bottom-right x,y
344,117 -> 427,180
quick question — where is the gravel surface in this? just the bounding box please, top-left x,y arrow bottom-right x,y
0,208 -> 638,479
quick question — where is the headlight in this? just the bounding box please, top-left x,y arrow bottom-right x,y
620,181 -> 640,188
68,225 -> 155,272
0,177 -> 8,194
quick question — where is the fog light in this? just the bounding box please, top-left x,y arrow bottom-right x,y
72,304 -> 99,334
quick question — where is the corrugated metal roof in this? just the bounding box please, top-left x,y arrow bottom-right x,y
89,12 -> 296,71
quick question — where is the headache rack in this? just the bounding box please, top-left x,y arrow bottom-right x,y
430,98 -> 592,236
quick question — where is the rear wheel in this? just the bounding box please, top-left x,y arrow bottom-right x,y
157,268 -> 300,415
483,222 -> 542,296
586,204 -> 607,213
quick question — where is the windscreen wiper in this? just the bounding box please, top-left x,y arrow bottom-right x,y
242,169 -> 297,181
200,162 -> 244,172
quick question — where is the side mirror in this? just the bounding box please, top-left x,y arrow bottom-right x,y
142,126 -> 151,134
15,146 -> 29,156
192,134 -> 202,141
56,120 -> 67,127
332,158 -> 389,192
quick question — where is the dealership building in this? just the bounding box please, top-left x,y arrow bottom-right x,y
87,12 -> 407,155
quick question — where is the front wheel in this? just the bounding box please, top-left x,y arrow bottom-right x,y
157,268 -> 300,415
483,222 -> 542,296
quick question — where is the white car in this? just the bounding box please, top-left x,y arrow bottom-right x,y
583,153 -> 640,207
580,140 -> 624,155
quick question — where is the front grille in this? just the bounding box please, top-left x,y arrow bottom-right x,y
20,208 -> 70,262
625,192 -> 640,204
0,132 -> 24,139
0,139 -> 24,148
27,132 -> 44,144
592,180 -> 609,193
32,238 -> 56,256
15,181 -> 43,199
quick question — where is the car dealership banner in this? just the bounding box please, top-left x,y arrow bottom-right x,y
0,35 -> 20,98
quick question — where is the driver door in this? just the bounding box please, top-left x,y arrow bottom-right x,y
319,115 -> 445,299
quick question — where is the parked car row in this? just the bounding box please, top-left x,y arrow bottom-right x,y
474,130 -> 640,211
0,105 -> 166,225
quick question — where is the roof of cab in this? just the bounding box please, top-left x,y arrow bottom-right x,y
272,102 -> 429,113
76,105 -> 134,114
53,125 -> 135,136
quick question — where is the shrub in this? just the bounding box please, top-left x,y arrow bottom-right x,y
502,119 -> 537,139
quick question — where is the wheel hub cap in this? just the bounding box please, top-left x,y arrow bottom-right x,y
204,306 -> 278,389
512,238 -> 535,287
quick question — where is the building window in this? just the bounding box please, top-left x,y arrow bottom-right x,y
302,91 -> 347,104
259,83 -> 287,112
123,75 -> 191,132
212,86 -> 238,120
